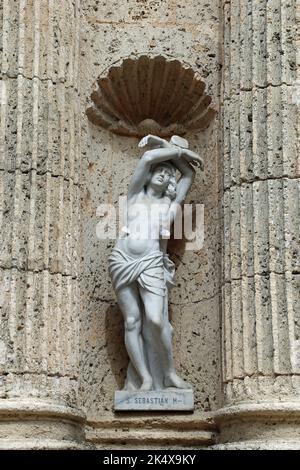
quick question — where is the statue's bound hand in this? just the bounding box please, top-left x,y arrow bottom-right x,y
182,149 -> 204,171
138,135 -> 170,149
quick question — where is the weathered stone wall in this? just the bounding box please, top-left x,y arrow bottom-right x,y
0,0 -> 85,449
79,0 -> 222,447
216,0 -> 300,449
0,0 -> 299,450
222,0 -> 299,402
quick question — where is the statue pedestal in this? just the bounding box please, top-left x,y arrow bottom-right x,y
114,390 -> 194,411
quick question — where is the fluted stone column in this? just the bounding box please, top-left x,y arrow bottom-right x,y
215,0 -> 300,449
0,1 -> 85,449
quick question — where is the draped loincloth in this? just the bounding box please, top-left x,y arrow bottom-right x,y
108,249 -> 175,297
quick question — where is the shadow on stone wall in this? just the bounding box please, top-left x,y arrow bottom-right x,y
105,303 -> 128,390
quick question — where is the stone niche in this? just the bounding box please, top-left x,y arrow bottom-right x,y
80,48 -> 221,446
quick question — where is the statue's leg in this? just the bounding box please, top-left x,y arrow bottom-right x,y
139,287 -> 191,389
116,284 -> 153,391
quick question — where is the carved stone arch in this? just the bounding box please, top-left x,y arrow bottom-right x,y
86,54 -> 216,137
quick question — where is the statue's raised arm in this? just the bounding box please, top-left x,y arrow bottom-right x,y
109,134 -> 204,409
127,138 -> 181,199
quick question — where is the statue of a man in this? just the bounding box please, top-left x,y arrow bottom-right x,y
109,134 -> 203,392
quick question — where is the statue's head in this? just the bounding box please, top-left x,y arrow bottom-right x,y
148,161 -> 176,194
165,174 -> 177,200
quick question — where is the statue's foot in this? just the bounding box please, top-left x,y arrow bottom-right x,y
123,382 -> 137,392
164,372 -> 192,389
139,377 -> 153,391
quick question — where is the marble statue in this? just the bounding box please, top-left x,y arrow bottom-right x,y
109,134 -> 204,394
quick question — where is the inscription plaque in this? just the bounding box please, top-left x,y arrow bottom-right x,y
114,390 -> 194,411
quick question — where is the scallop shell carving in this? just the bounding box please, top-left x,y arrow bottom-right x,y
86,55 -> 216,137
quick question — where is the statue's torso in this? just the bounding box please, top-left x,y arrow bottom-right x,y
114,192 -> 170,258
